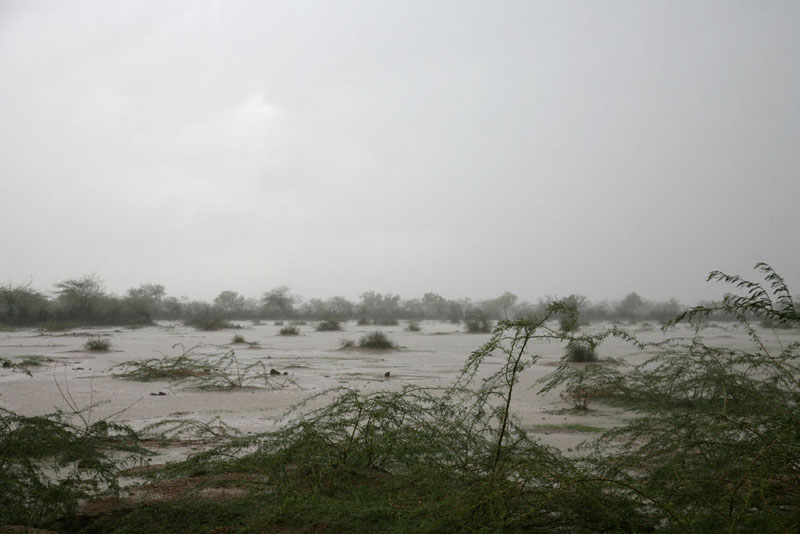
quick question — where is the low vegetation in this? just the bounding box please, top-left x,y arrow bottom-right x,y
2,263 -> 798,533
0,407 -> 146,529
84,336 -> 111,351
358,330 -> 396,350
315,319 -> 342,331
564,339 -> 597,362
406,319 -> 421,332
113,345 -> 291,391
279,325 -> 300,335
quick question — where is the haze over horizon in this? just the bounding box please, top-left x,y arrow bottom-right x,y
2,1 -> 798,304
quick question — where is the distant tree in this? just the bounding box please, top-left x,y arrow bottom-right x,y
213,290 -> 246,317
0,283 -> 50,325
125,283 -> 165,319
326,296 -> 354,321
401,298 -> 424,319
559,294 -> 587,331
358,292 -> 401,324
495,292 -> 518,319
54,274 -> 106,322
262,286 -> 298,319
422,292 -> 448,319
616,292 -> 645,320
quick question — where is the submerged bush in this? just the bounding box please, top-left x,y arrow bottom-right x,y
231,334 -> 247,344
113,346 -> 292,390
406,319 -> 421,332
565,340 -> 597,362
315,319 -> 342,331
279,325 -> 300,336
358,330 -> 396,350
84,336 -> 111,351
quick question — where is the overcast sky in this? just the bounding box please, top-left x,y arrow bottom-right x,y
1,0 -> 798,304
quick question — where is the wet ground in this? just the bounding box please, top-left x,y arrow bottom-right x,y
2,319 -> 795,457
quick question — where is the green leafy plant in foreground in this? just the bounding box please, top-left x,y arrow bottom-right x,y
0,406 -> 147,530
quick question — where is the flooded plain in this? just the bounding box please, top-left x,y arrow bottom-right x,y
1,320 -> 796,457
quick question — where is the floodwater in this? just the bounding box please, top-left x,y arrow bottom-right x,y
1,320 -> 795,456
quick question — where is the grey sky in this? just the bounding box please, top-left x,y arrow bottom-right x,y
1,0 -> 798,303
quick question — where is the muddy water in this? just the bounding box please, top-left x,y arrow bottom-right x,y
1,320 -> 796,454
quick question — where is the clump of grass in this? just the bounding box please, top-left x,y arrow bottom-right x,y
358,330 -> 396,350
315,319 -> 342,331
279,325 -> 300,336
338,338 -> 356,349
406,319 -> 421,332
231,334 -> 247,344
85,336 -> 111,351
565,340 -> 597,362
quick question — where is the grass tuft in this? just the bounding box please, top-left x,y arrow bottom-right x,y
315,319 -> 342,331
85,336 -> 111,351
565,340 -> 597,362
358,331 -> 396,350
279,325 -> 300,336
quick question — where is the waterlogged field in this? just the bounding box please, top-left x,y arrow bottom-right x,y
2,277 -> 799,534
2,319 -> 793,457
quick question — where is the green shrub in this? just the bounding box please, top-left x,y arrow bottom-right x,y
565,340 -> 597,362
315,319 -> 342,331
279,325 -> 300,336
0,407 -> 145,529
406,319 -> 421,332
358,330 -> 396,349
231,334 -> 247,344
84,336 -> 111,351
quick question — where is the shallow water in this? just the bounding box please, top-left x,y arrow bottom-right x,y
1,320 -> 796,455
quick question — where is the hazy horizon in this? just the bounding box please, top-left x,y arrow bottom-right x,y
2,1 -> 798,304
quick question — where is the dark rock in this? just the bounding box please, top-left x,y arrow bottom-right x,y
270,368 -> 281,376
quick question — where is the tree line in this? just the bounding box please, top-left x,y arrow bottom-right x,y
0,274 -> 696,328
